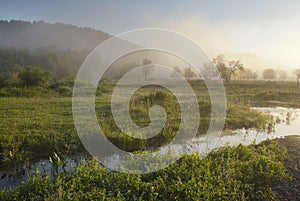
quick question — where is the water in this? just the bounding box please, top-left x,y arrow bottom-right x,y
1,107 -> 300,189
106,107 -> 300,170
0,156 -> 87,190
165,107 -> 300,155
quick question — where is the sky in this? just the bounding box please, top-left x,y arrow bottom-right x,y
1,0 -> 300,70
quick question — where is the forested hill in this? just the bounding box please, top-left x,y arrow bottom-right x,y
0,20 -> 180,80
0,20 -> 129,79
0,20 -> 112,50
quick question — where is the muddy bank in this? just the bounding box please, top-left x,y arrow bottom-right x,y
273,135 -> 300,200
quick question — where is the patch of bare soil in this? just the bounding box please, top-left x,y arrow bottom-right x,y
273,135 -> 300,201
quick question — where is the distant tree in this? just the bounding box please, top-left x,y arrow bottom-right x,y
213,55 -> 227,80
18,66 -> 51,87
141,58 -> 154,80
202,62 -> 218,79
183,67 -> 196,80
174,66 -> 182,74
227,60 -> 244,81
213,55 -> 244,82
239,69 -> 258,80
293,68 -> 300,83
171,66 -> 182,78
234,68 -> 257,80
0,47 -> 85,80
262,69 -> 277,81
277,69 -> 287,81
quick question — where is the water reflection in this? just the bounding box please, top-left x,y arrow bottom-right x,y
187,107 -> 300,152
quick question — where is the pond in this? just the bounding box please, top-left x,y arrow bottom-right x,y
1,107 -> 300,189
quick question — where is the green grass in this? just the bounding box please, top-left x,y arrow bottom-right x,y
0,98 -> 83,175
0,81 -> 278,171
0,80 -> 297,200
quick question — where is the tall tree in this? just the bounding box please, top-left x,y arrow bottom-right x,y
293,68 -> 300,83
226,60 -> 244,81
213,55 -> 244,82
213,55 -> 227,80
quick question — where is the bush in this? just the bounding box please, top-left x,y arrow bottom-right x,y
18,67 -> 51,88
57,86 -> 72,97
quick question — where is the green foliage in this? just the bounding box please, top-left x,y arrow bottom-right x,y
0,87 -> 57,97
18,66 -> 51,87
226,104 -> 274,131
0,47 -> 86,80
0,72 -> 7,88
49,78 -> 74,97
0,90 -> 275,173
0,98 -> 83,174
0,141 -> 288,201
57,86 -> 72,97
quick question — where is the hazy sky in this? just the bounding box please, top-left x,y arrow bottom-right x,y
1,0 -> 300,69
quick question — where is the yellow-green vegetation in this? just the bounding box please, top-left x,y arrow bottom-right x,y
0,92 -> 273,171
0,98 -> 83,176
0,80 -> 295,200
0,140 -> 288,201
223,81 -> 300,107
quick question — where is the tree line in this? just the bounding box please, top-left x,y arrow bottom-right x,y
0,47 -> 88,80
1,47 -> 300,90
207,55 -> 300,83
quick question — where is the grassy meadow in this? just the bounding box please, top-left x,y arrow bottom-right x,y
0,80 -> 299,200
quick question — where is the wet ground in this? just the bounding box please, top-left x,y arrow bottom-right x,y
273,135 -> 300,201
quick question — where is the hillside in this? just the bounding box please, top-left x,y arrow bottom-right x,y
0,20 -> 112,51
